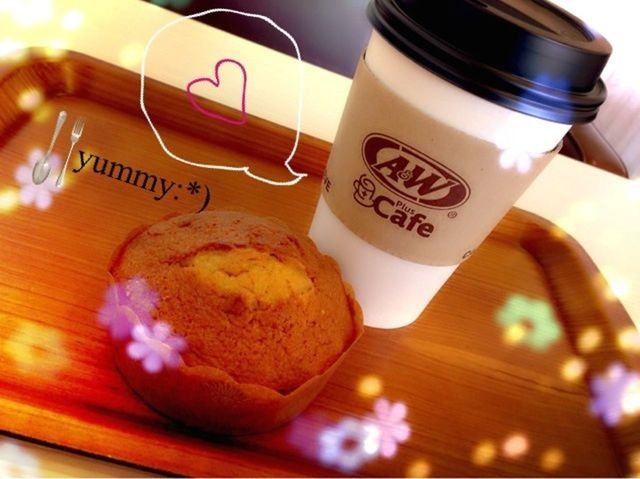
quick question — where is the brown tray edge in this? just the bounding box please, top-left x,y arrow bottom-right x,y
495,209 -> 638,474
1,48 -> 637,477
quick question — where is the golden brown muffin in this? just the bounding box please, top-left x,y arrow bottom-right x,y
108,210 -> 363,434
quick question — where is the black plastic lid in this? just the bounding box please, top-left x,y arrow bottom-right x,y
367,0 -> 612,123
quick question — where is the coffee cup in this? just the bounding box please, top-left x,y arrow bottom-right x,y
310,0 -> 611,329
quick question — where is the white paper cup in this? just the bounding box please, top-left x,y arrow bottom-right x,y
311,0 -> 611,329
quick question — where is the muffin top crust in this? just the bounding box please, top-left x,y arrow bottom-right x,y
110,211 -> 360,392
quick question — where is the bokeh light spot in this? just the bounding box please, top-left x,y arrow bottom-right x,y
599,266 -> 632,302
358,374 -> 383,397
3,322 -> 69,377
7,0 -> 54,26
560,357 -> 587,382
0,39 -> 27,62
502,433 -> 529,459
609,278 -> 630,300
629,449 -> 640,476
622,379 -> 640,416
540,447 -> 565,471
549,224 -> 568,240
33,104 -> 53,123
555,217 -> 574,236
119,43 -> 145,69
17,89 -> 44,112
61,9 -> 84,30
406,459 -> 432,478
503,322 -> 528,346
43,40 -> 68,59
471,440 -> 497,466
577,327 -> 603,353
618,327 -> 640,353
0,188 -> 20,214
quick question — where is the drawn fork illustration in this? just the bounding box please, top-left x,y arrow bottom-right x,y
56,117 -> 85,188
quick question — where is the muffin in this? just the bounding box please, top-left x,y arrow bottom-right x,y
107,210 -> 363,434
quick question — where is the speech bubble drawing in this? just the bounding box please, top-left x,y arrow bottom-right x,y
140,8 -> 307,187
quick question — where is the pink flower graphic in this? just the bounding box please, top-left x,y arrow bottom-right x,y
127,322 -> 187,374
14,148 -> 62,210
365,398 -> 411,458
97,277 -> 159,340
591,362 -> 640,426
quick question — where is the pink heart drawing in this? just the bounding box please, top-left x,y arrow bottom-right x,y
186,58 -> 248,126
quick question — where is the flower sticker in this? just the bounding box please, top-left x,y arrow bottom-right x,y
319,418 -> 381,472
97,277 -> 159,340
499,149 -> 533,174
127,322 -> 187,374
496,294 -> 562,351
365,398 -> 411,458
295,397 -> 412,472
591,362 -> 640,426
14,148 -> 62,210
98,277 -> 187,374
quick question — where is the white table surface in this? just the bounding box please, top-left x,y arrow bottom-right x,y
1,0 -> 639,476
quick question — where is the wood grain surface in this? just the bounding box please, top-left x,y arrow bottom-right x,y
0,50 -> 637,477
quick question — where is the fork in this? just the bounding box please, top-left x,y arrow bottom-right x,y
56,117 -> 85,188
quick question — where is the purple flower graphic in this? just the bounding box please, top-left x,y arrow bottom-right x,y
14,148 -> 62,210
365,398 -> 411,458
97,277 -> 159,340
591,362 -> 640,426
127,322 -> 187,374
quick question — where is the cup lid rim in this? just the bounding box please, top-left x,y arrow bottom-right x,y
367,0 -> 612,124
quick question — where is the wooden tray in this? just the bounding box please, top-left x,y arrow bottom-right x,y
0,50 -> 638,477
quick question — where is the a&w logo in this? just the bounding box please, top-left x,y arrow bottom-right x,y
362,134 -> 470,209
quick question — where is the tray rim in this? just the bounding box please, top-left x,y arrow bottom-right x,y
0,48 -> 636,477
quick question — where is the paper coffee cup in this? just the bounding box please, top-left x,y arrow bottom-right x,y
311,0 -> 611,329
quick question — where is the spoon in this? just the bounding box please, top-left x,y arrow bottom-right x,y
32,110 -> 67,185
